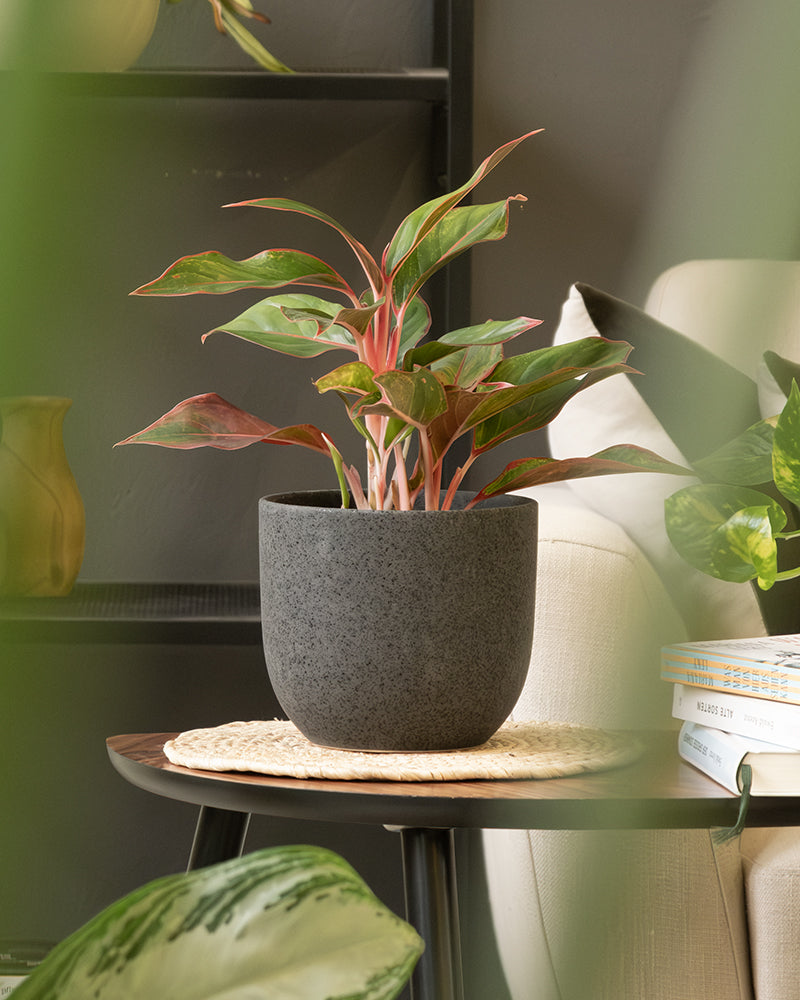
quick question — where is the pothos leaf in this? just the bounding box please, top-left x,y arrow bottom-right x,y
773,381 -> 800,506
665,483 -> 786,585
692,418 -> 776,486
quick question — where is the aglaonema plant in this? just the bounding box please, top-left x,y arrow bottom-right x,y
117,130 -> 686,510
665,352 -> 800,590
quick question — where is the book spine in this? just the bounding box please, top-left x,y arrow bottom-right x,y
661,663 -> 800,705
677,721 -> 743,793
671,683 -> 800,749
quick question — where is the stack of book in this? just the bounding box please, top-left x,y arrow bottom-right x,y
661,634 -> 800,794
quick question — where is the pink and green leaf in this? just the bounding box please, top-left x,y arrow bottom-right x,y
226,196 -> 384,293
472,364 -> 636,452
131,249 -> 354,297
367,370 -> 449,429
315,361 -> 379,397
202,294 -> 359,357
114,392 -> 330,454
390,197 -> 526,309
438,317 -> 542,347
394,294 -> 432,361
430,344 -> 503,390
472,445 -> 693,504
384,128 -> 543,273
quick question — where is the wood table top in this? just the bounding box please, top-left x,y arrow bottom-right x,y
107,730 -> 800,832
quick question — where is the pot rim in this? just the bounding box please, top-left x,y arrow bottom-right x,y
259,488 -> 538,514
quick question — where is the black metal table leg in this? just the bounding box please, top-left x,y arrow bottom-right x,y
399,827 -> 464,1000
187,805 -> 250,871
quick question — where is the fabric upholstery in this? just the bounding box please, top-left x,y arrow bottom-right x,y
483,486 -> 753,999
741,828 -> 800,999
484,260 -> 800,1000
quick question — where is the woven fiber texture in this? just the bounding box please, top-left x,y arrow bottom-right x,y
163,719 -> 641,782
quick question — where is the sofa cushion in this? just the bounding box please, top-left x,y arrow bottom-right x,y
510,482 -> 684,730
547,282 -> 766,640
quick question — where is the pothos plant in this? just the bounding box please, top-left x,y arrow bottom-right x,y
665,351 -> 800,590
171,0 -> 291,72
117,130 -> 685,510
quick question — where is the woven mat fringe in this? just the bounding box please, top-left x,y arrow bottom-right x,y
164,719 -> 642,782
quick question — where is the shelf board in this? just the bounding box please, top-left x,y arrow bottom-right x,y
9,68 -> 450,102
0,582 -> 261,645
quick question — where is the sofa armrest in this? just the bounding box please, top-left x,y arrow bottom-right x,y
741,827 -> 800,999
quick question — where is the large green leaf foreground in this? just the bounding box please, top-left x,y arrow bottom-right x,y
13,845 -> 423,999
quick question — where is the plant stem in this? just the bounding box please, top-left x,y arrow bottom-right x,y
774,566 -> 800,583
441,452 -> 478,510
393,443 -> 412,510
419,433 -> 439,510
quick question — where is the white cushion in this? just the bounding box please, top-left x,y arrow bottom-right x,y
547,283 -> 765,640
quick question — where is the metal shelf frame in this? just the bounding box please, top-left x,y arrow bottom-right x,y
0,2 -> 474,640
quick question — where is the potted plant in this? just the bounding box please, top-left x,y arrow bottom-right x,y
665,351 -> 800,594
117,130 -> 684,751
12,845 -> 423,999
167,0 -> 291,72
0,0 -> 287,73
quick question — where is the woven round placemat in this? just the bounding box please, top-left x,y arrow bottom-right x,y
163,719 -> 642,782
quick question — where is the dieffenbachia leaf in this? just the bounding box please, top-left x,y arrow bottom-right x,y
692,418 -> 776,485
114,393 -> 330,454
12,846 -> 422,1000
131,249 -> 353,297
226,196 -> 385,294
202,293 -> 359,357
773,381 -> 800,506
384,129 -> 543,274
471,445 -> 692,504
665,483 -> 787,586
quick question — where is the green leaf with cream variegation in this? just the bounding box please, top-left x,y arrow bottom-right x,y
13,845 -> 422,1000
665,483 -> 786,587
772,381 -> 800,506
692,418 -> 777,486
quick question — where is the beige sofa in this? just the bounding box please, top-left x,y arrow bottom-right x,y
483,260 -> 800,999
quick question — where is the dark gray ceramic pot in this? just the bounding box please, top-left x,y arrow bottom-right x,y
258,490 -> 538,751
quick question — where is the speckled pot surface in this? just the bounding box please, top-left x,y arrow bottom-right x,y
258,490 -> 538,752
